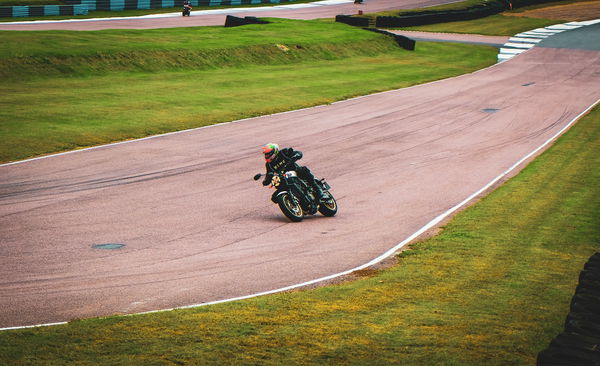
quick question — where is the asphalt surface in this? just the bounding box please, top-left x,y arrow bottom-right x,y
0,0 -> 453,30
1,3 -> 599,329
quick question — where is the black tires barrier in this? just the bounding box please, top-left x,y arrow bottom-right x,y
537,253 -> 600,366
336,0 -> 572,30
0,7 -> 11,17
375,1 -> 505,28
335,14 -> 369,28
364,28 -> 415,51
0,4 -> 87,17
224,15 -> 269,27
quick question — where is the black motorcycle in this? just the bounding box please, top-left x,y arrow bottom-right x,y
253,171 -> 337,222
182,4 -> 191,16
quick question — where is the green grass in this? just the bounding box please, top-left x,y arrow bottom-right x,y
1,100 -> 597,366
0,19 -> 498,163
0,19 -> 373,60
373,0 -> 591,35
378,0 -> 589,15
392,13 -> 567,35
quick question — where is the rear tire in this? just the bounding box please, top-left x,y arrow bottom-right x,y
318,193 -> 337,217
277,193 -> 303,222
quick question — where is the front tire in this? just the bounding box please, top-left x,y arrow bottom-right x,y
277,193 -> 303,222
318,193 -> 337,217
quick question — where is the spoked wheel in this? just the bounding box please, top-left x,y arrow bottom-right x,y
277,193 -> 303,222
318,193 -> 337,217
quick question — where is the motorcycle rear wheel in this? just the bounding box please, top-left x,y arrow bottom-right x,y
277,193 -> 303,222
318,194 -> 337,217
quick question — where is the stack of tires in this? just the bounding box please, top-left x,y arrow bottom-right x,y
537,253 -> 600,365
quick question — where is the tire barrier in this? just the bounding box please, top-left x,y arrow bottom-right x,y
224,14 -> 268,27
335,14 -> 369,28
337,0 -> 575,30
364,27 -> 415,51
0,0 -> 297,15
375,1 -> 506,28
537,253 -> 600,366
0,4 -> 88,17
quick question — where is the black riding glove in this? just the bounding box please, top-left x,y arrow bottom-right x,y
262,173 -> 273,186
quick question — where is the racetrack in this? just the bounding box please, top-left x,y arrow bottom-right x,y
0,5 -> 599,329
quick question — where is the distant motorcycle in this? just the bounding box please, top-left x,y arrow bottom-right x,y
182,3 -> 192,16
253,171 -> 337,222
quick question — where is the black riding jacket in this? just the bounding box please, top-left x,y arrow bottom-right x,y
263,147 -> 303,185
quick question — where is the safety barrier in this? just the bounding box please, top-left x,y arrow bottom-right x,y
364,28 -> 415,51
61,0 -> 297,12
0,4 -> 88,17
224,14 -> 269,27
537,253 -> 600,365
0,0 -> 295,16
375,1 -> 506,28
336,0 -> 571,30
335,14 -> 368,27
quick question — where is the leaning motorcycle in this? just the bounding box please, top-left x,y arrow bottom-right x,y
182,4 -> 191,16
253,171 -> 337,222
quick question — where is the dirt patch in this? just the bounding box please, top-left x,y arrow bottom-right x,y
504,1 -> 600,21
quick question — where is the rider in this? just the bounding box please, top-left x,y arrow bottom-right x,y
183,0 -> 192,12
261,143 -> 326,202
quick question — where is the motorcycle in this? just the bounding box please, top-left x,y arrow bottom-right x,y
182,4 -> 192,16
253,171 -> 337,222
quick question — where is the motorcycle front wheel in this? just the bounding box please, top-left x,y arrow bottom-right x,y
277,193 -> 303,222
318,193 -> 337,217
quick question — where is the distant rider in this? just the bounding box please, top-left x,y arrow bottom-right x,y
261,143 -> 326,202
183,0 -> 192,12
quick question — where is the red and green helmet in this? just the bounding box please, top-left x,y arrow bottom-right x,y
262,143 -> 279,162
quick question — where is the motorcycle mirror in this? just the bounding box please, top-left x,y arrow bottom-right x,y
253,173 -> 262,181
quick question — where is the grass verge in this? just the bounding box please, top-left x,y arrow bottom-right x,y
0,100 -> 598,366
376,0 -> 595,35
0,19 -> 498,163
391,13 -> 567,35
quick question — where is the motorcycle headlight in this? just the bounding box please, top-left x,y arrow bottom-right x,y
271,175 -> 281,187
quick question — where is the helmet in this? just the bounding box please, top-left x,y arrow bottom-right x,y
262,143 -> 279,162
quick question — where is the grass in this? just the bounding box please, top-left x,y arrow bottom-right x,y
390,13 -> 567,35
0,99 -> 597,366
375,0 -> 501,16
0,3 -> 598,364
374,0 -> 592,35
0,19 -> 498,163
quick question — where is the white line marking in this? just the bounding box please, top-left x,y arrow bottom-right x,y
3,17 -> 599,330
1,54 -> 507,168
0,322 -> 68,331
144,99 -> 598,315
2,97 -> 597,330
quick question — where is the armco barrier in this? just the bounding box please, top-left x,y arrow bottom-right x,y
62,0 -> 295,12
0,4 -> 87,17
537,253 -> 600,365
0,0 -> 296,15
